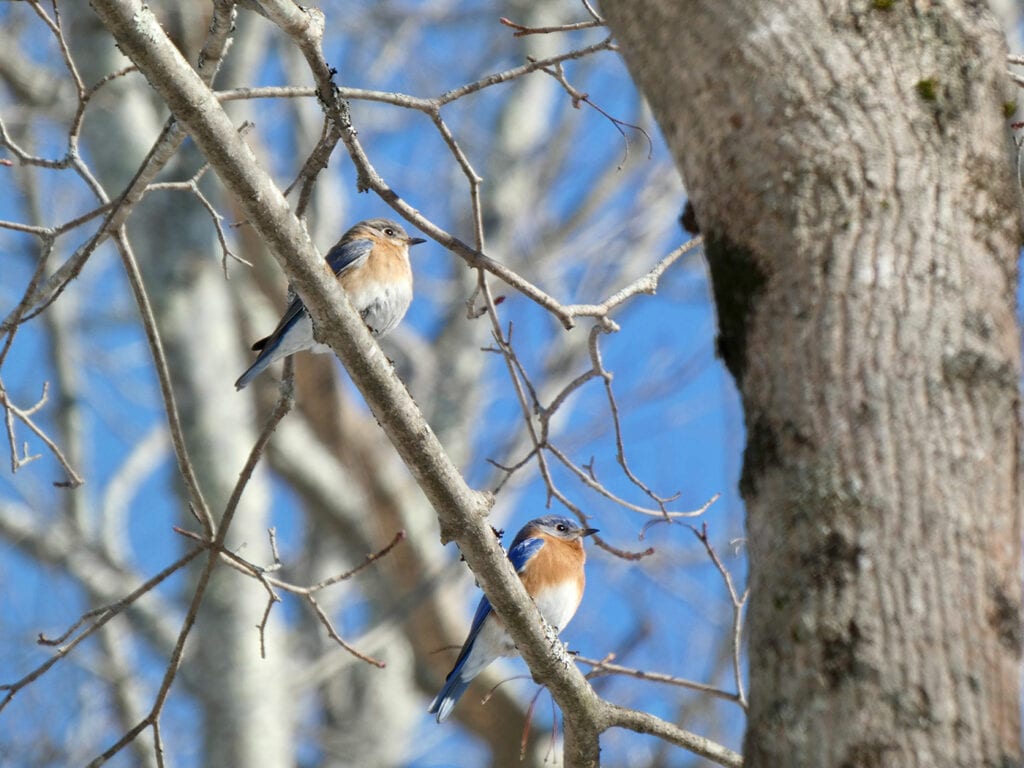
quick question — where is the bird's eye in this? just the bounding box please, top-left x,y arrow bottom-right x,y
556,523 -> 568,533
384,227 -> 396,237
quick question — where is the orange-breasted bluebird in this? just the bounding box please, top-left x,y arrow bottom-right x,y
235,218 -> 425,389
428,515 -> 598,722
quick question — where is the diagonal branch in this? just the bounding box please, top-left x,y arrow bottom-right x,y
88,0 -> 602,746
601,703 -> 743,767
87,3 -> 740,766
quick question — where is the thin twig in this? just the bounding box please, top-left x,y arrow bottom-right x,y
499,16 -> 605,37
690,523 -> 749,710
174,525 -> 406,665
0,548 -> 203,713
577,654 -> 743,706
111,230 -> 215,535
147,150 -> 250,274
588,325 -> 678,509
0,379 -> 82,485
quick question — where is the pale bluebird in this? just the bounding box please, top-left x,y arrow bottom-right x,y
235,218 -> 425,390
429,515 -> 598,722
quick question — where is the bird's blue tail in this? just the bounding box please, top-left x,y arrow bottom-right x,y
427,672 -> 471,723
235,353 -> 273,390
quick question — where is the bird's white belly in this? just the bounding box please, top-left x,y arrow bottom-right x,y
299,278 -> 412,355
350,279 -> 413,337
458,582 -> 582,683
533,581 -> 581,631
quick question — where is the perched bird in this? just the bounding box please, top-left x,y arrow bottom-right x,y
235,218 -> 425,390
428,515 -> 598,723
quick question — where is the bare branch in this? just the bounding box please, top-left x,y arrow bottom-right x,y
111,230 -> 215,535
690,523 -> 749,709
601,703 -> 743,768
306,595 -> 387,668
499,16 -> 606,37
147,152 -> 252,274
0,548 -> 203,714
0,379 -> 82,485
174,525 -> 405,666
577,654 -> 743,706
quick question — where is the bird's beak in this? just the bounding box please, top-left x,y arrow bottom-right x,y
408,236 -> 427,246
581,527 -> 599,538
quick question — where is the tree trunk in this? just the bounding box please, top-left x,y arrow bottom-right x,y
603,2 -> 1022,766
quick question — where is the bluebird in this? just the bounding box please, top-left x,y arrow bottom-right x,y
235,218 -> 425,390
428,515 -> 598,723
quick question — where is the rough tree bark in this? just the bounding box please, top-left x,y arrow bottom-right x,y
603,2 -> 1022,766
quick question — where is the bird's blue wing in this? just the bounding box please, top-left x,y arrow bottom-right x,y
234,296 -> 305,388
508,536 -> 545,573
443,592 -> 492,679
325,237 -> 373,276
266,238 -> 373,341
427,591 -> 493,721
257,296 -> 305,349
235,238 -> 375,389
457,535 -> 542,650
